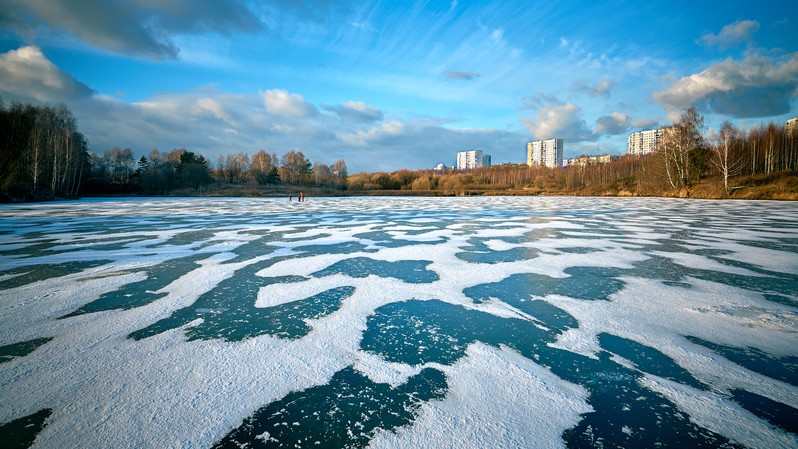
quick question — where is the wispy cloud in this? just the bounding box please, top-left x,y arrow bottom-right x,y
518,92 -> 560,111
441,70 -> 481,80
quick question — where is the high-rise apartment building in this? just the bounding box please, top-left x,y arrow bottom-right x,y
786,117 -> 798,136
456,150 -> 491,170
527,139 -> 563,168
628,129 -> 665,155
564,154 -> 617,167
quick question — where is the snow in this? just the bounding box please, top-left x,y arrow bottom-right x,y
640,375 -> 798,449
0,196 -> 796,448
368,343 -> 591,449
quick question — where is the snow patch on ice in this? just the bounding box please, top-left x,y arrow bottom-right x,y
369,343 -> 591,449
255,274 -> 352,308
640,375 -> 798,449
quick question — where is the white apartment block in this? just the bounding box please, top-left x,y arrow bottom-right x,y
787,117 -> 798,136
564,154 -> 617,167
456,150 -> 491,170
527,139 -> 563,168
627,129 -> 664,155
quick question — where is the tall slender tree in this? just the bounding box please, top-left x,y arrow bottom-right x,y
710,121 -> 746,196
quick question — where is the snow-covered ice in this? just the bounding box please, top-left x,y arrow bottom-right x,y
0,196 -> 796,448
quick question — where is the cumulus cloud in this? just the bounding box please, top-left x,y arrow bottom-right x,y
442,70 -> 481,80
653,52 -> 798,118
260,89 -> 318,118
522,102 -> 594,142
322,101 -> 384,123
0,46 -> 93,102
67,83 -> 525,173
74,88 -> 337,163
1,0 -> 262,59
593,112 -> 632,136
699,20 -> 760,49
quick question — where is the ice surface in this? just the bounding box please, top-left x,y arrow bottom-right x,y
368,343 -> 592,449
0,196 -> 796,448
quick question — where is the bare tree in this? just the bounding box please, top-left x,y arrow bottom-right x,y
224,151 -> 250,184
280,150 -> 311,186
313,162 -> 331,186
710,121 -> 746,196
658,107 -> 706,188
330,159 -> 348,189
252,150 -> 280,185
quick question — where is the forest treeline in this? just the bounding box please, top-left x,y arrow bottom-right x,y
2,100 -> 797,201
1,100 -> 89,200
0,99 -> 348,201
368,107 -> 797,199
83,146 -> 348,195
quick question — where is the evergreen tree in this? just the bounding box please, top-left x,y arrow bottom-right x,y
178,151 -> 213,191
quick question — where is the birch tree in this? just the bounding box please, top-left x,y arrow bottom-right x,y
710,121 -> 745,196
659,107 -> 706,188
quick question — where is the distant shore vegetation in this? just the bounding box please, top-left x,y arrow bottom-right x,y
2,99 -> 797,202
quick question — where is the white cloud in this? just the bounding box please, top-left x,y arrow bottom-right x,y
0,42 -> 530,173
699,20 -> 760,50
260,89 -> 318,118
69,86 -> 526,173
653,52 -> 798,119
0,46 -> 93,102
522,102 -> 594,142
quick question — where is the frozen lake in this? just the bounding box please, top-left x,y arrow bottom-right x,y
1,196 -> 796,448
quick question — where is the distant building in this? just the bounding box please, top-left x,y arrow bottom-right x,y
787,117 -> 798,136
456,150 -> 491,170
434,163 -> 446,174
564,154 -> 618,167
628,128 -> 667,155
527,139 -> 563,168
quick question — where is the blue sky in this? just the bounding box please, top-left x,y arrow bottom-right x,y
1,0 -> 797,173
